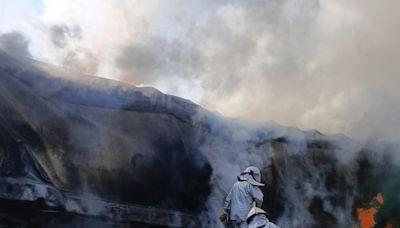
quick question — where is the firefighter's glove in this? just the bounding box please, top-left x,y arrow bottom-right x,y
219,212 -> 228,222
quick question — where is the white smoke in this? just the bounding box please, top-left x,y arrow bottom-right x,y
2,1 -> 400,227
1,0 -> 400,141
195,113 -> 400,227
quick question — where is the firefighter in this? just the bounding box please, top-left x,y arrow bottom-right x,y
246,207 -> 280,228
220,166 -> 264,228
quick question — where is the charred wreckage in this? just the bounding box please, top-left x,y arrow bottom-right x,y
0,51 -> 399,227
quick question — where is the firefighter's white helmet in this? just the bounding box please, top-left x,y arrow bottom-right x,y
238,166 -> 264,186
246,207 -> 269,224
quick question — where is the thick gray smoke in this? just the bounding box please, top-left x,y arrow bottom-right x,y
115,37 -> 203,84
3,0 -> 397,141
196,114 -> 400,227
1,0 -> 400,227
0,32 -> 31,58
48,24 -> 98,74
49,24 -> 82,48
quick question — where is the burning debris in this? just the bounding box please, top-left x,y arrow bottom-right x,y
356,191 -> 398,228
356,193 -> 385,228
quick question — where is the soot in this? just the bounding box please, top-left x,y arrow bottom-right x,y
88,138 -> 212,212
0,109 -> 51,183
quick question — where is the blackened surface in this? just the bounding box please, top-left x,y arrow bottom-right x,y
87,138 -> 211,211
0,51 -> 213,214
261,161 -> 284,222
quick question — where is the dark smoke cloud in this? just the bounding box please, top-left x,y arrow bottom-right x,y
115,37 -> 203,84
47,24 -> 98,74
107,0 -> 400,143
3,0 -> 400,141
50,24 -> 82,48
0,31 -> 31,58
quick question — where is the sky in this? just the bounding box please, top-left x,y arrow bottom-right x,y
0,0 -> 399,141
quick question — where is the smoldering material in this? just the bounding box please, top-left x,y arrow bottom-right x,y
1,49 -> 400,227
0,50 -> 211,213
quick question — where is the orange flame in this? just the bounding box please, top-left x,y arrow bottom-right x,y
118,75 -> 138,86
356,192 -> 392,228
119,78 -> 137,86
357,207 -> 378,228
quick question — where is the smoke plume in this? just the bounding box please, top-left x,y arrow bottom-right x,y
2,0 -> 399,141
0,32 -> 31,58
1,1 -> 400,227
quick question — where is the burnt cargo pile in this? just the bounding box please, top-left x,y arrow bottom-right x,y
0,51 -> 211,227
0,51 -> 399,227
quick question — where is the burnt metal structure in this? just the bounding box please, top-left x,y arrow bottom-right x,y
0,178 -> 200,227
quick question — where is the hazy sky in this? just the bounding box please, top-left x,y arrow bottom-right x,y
1,0 -> 399,141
